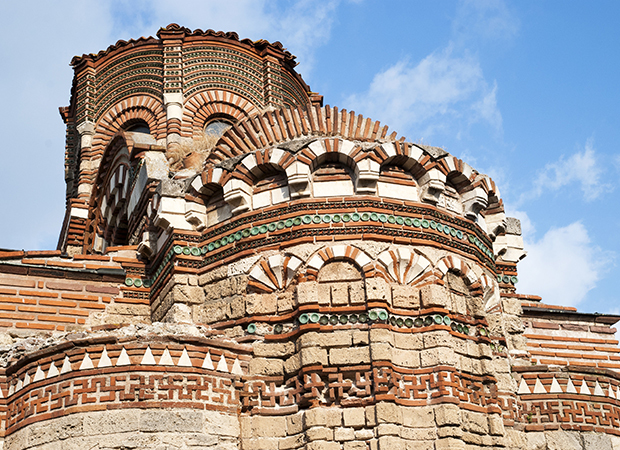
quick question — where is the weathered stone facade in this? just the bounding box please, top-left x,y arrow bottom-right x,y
0,23 -> 618,449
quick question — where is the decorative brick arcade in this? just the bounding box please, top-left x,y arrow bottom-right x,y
0,24 -> 617,450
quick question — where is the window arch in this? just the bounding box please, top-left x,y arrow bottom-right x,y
122,119 -> 151,134
204,115 -> 235,139
311,153 -> 356,197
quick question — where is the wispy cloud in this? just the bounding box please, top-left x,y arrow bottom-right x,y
452,0 -> 520,44
523,138 -> 611,202
517,220 -> 613,307
343,0 -> 518,141
109,0 -> 340,76
471,81 -> 502,130
345,47 -> 501,139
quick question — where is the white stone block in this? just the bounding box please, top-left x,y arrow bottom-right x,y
409,144 -> 424,161
308,255 -> 325,271
354,252 -> 372,268
308,140 -> 326,157
270,147 -> 285,165
331,245 -> 346,258
159,197 -> 186,215
70,207 -> 88,219
313,180 -> 354,197
381,142 -> 397,158
377,182 -> 418,202
340,139 -> 355,156
252,190 -> 271,209
241,153 -> 258,172
270,186 -> 290,204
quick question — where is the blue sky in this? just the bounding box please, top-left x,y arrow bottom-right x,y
0,1 -> 618,314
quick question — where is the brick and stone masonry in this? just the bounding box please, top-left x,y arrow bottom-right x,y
0,23 -> 617,450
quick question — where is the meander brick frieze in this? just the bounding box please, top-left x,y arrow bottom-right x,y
513,367 -> 620,436
242,364 -> 503,415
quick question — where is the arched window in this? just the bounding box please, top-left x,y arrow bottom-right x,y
123,119 -> 151,134
311,154 -> 355,197
204,119 -> 232,138
377,164 -> 419,202
253,168 -> 289,209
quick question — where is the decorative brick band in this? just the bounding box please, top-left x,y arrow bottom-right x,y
513,368 -> 620,436
144,200 -> 496,300
0,340 -> 250,435
241,364 -> 503,416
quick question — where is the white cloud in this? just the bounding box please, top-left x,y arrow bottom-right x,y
345,47 -> 501,140
471,81 -> 502,131
517,221 -> 612,307
452,0 -> 520,44
527,138 -> 610,202
109,0 -> 339,77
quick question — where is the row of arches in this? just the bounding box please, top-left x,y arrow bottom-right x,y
192,136 -> 499,223
86,91 -> 259,157
247,244 -> 500,311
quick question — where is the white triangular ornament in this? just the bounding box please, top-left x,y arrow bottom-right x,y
61,356 -> 73,374
594,381 -> 605,396
47,361 -> 59,378
116,348 -> 131,366
34,366 -> 45,382
231,358 -> 243,375
23,372 -> 30,387
616,386 -> 620,400
159,348 -> 174,366
550,377 -> 562,393
533,378 -> 547,394
517,378 -> 531,394
8,384 -> 14,396
580,379 -> 591,395
16,379 -> 22,391
79,353 -> 94,370
141,346 -> 156,365
609,385 -> 615,399
202,352 -> 214,370
216,355 -> 228,372
566,378 -> 577,394
177,348 -> 192,367
98,347 -> 112,368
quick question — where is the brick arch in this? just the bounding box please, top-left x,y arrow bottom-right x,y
92,95 -> 166,155
84,139 -> 134,252
376,248 -> 432,285
434,255 -> 479,288
191,166 -> 227,197
206,105 -> 399,165
181,90 -> 260,138
247,254 -> 303,293
374,141 -> 429,181
233,149 -> 290,183
305,245 -> 374,280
